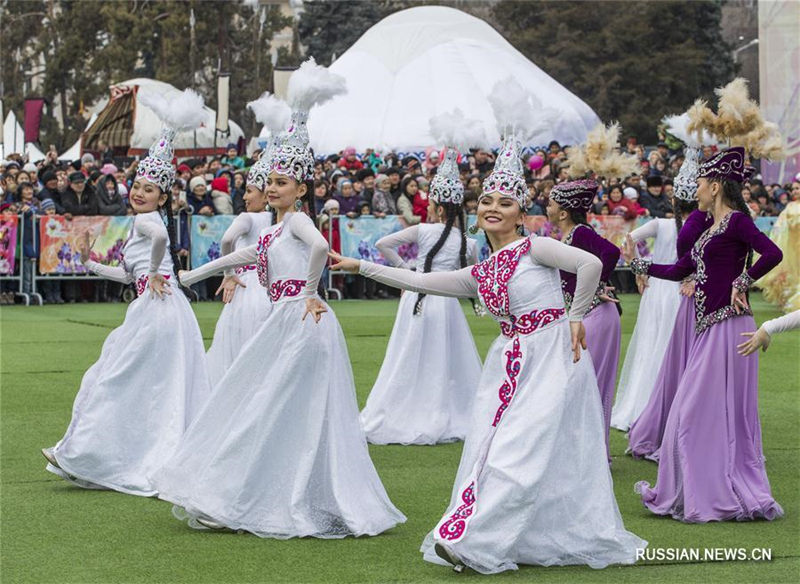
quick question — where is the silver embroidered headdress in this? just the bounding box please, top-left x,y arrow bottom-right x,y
136,88 -> 206,192
246,92 -> 291,192
428,109 -> 487,205
269,58 -> 347,183
663,112 -> 716,202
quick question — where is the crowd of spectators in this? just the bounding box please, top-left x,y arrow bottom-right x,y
1,136 -> 798,303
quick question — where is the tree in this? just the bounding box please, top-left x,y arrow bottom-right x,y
492,0 -> 736,143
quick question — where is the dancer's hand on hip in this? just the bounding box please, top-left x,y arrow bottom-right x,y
302,297 -> 327,324
328,251 -> 360,273
737,327 -> 771,356
679,279 -> 695,297
731,286 -> 749,314
149,274 -> 172,299
216,275 -> 246,304
569,321 -> 587,363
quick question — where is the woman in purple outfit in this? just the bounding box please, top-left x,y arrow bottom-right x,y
547,179 -> 621,462
624,146 -> 783,522
626,148 -> 712,460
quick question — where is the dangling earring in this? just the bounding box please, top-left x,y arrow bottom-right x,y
294,199 -> 303,212
468,224 -> 480,235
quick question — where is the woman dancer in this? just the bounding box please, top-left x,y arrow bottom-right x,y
737,309 -> 800,355
546,178 -> 621,461
41,90 -> 211,496
360,110 -> 483,445
204,93 -> 288,388
611,146 -> 704,432
332,80 -> 645,573
626,146 -> 783,522
756,179 -> 800,312
151,59 -> 405,538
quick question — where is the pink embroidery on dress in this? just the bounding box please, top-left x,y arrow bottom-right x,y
499,307 -> 565,338
470,238 -> 531,318
438,482 -> 476,541
256,225 -> 284,287
235,264 -> 257,276
268,279 -> 306,301
493,336 -> 523,426
136,274 -> 170,296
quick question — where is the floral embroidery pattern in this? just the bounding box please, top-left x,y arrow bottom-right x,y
136,273 -> 170,296
732,272 -> 754,292
268,279 -> 306,302
256,225 -> 284,288
471,238 -> 531,318
235,264 -> 257,276
500,307 -> 565,338
438,482 -> 476,542
493,336 -> 523,426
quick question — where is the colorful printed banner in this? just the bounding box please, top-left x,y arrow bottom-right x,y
338,215 -> 411,264
0,214 -> 19,275
38,215 -> 133,274
190,215 -> 235,268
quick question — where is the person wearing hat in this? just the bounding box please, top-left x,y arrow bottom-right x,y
187,175 -> 214,216
154,58 -> 405,539
80,152 -> 96,172
37,169 -> 63,212
337,147 -> 363,172
221,143 -> 244,169
61,171 -> 99,218
640,175 -> 673,218
355,168 -> 375,206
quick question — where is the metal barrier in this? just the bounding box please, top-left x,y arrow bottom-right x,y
0,213 -> 38,305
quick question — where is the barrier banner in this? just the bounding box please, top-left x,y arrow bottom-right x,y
339,215 -> 410,264
0,214 -> 19,275
190,215 -> 235,268
38,215 -> 133,274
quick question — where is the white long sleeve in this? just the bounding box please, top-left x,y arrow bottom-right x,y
359,262 -> 478,298
629,218 -> 659,243
135,214 -> 168,275
180,246 -> 258,287
84,260 -> 133,284
375,225 -> 420,268
287,212 -> 329,297
220,213 -> 253,276
528,236 -> 602,321
762,310 -> 800,337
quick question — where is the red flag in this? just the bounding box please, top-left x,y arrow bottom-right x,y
24,98 -> 45,143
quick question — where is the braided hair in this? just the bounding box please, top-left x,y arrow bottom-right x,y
673,197 -> 698,232
300,177 -> 327,299
161,187 -> 193,299
718,179 -> 754,271
413,201 -> 474,315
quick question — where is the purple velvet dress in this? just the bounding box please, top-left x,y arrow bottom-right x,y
561,224 -> 621,462
631,210 -> 783,522
627,210 -> 712,460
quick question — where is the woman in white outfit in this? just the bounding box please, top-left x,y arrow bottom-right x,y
331,82 -> 645,573
41,90 -> 212,496
150,59 -> 405,538
360,111 -> 483,445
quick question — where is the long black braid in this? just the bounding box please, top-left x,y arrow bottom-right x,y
718,179 -> 754,272
673,197 -> 698,232
413,202 -> 458,315
161,188 -> 193,299
300,177 -> 326,299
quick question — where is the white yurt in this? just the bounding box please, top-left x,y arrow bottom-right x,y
2,111 -> 47,162
303,6 -> 600,154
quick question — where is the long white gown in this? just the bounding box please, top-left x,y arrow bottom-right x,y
206,212 -> 273,389
610,219 -> 680,431
151,212 -> 406,538
359,223 -> 482,445
46,211 -> 212,496
359,235 -> 645,574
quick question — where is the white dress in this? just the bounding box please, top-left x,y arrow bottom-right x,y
610,218 -> 680,431
359,224 -> 482,445
206,212 -> 273,389
151,212 -> 406,538
360,235 -> 645,574
46,211 -> 212,496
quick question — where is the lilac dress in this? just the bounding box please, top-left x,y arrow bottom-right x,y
631,210 -> 783,522
561,224 -> 621,461
627,210 -> 712,460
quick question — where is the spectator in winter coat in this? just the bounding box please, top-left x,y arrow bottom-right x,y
61,172 -> 99,217
210,176 -> 233,214
187,176 -> 215,216
333,179 -> 360,217
639,176 -> 672,218
607,185 -> 648,220
397,175 -> 421,226
337,147 -> 364,172
371,174 -> 396,217
95,174 -> 127,216
357,168 -> 375,206
37,170 -> 62,212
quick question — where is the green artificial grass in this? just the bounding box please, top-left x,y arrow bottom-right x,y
1,295 -> 798,583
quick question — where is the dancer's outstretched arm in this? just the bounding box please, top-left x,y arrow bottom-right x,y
79,227 -> 132,284
180,246 -> 258,286
219,213 -> 253,276
375,225 -> 420,269
738,309 -> 800,356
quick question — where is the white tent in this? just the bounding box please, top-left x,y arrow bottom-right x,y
2,111 -> 46,162
305,6 -> 601,154
87,78 -> 245,156
58,114 -> 98,162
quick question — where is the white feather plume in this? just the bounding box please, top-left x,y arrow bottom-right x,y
138,88 -> 206,131
662,112 -> 717,148
247,92 -> 291,135
488,77 -> 539,143
287,57 -> 347,113
429,108 -> 488,152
